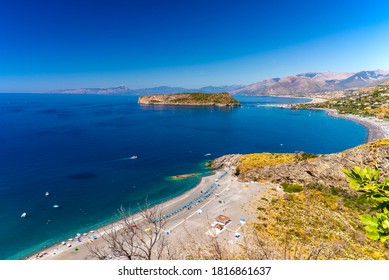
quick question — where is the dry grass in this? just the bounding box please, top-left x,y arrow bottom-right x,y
237,153 -> 297,174
251,186 -> 388,259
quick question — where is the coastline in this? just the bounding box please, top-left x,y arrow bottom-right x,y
21,97 -> 389,260
325,109 -> 389,142
263,95 -> 389,142
29,169 -> 266,260
26,170 -> 216,259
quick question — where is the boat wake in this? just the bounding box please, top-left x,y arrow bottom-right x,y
118,155 -> 138,160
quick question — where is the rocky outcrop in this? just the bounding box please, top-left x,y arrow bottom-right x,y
212,139 -> 389,189
211,154 -> 241,169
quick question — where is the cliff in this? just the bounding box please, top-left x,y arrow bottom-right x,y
211,139 -> 389,189
138,92 -> 240,107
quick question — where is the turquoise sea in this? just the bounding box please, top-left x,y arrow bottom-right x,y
0,94 -> 367,259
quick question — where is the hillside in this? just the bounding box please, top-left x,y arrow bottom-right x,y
232,70 -> 389,96
212,139 -> 389,189
210,139 -> 389,259
138,92 -> 240,107
298,82 -> 389,119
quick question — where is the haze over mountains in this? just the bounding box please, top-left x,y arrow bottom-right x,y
52,70 -> 389,96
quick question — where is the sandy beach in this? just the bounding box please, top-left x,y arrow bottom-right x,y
325,109 -> 389,142
30,169 -> 268,260
263,96 -> 389,142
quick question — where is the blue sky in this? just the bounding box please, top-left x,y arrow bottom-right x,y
1,0 -> 389,92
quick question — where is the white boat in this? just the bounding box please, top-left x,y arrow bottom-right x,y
130,155 -> 138,159
53,204 -> 59,208
45,192 -> 49,196
21,212 -> 27,218
204,153 -> 211,157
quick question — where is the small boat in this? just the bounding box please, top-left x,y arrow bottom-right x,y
45,192 -> 49,196
130,155 -> 138,159
53,204 -> 59,208
204,153 -> 211,157
21,212 -> 27,218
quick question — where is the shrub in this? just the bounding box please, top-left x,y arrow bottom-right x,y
281,182 -> 303,193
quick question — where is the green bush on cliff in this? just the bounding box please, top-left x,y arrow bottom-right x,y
343,166 -> 389,242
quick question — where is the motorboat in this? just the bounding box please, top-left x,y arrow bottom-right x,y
53,204 -> 59,208
21,212 -> 27,218
130,155 -> 138,159
45,192 -> 49,196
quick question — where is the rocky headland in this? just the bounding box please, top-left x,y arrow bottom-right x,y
138,92 -> 240,107
211,139 -> 389,190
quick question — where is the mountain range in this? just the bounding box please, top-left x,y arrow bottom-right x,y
53,85 -> 245,95
51,70 -> 389,96
231,70 -> 389,96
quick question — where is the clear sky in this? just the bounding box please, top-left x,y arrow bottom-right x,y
1,0 -> 389,92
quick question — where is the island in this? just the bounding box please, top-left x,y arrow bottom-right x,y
138,92 -> 240,107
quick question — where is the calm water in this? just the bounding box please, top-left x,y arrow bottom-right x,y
0,94 -> 367,259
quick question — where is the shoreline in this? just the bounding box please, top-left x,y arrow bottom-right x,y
27,170 -> 223,259
325,109 -> 389,142
31,168 -> 267,260
263,95 -> 389,142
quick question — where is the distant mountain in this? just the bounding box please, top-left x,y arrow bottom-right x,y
296,71 -> 354,82
51,85 -> 245,95
53,85 -> 131,94
232,70 -> 389,96
51,70 -> 389,97
198,85 -> 246,93
232,76 -> 330,96
338,70 -> 389,88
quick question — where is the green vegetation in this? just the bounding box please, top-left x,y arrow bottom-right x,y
139,92 -> 240,106
343,166 -> 389,242
280,182 -> 303,193
298,83 -> 389,119
296,152 -> 317,161
172,92 -> 240,105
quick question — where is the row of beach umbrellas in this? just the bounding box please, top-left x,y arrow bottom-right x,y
152,171 -> 228,223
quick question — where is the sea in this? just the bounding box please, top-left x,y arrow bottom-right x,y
0,93 -> 367,259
